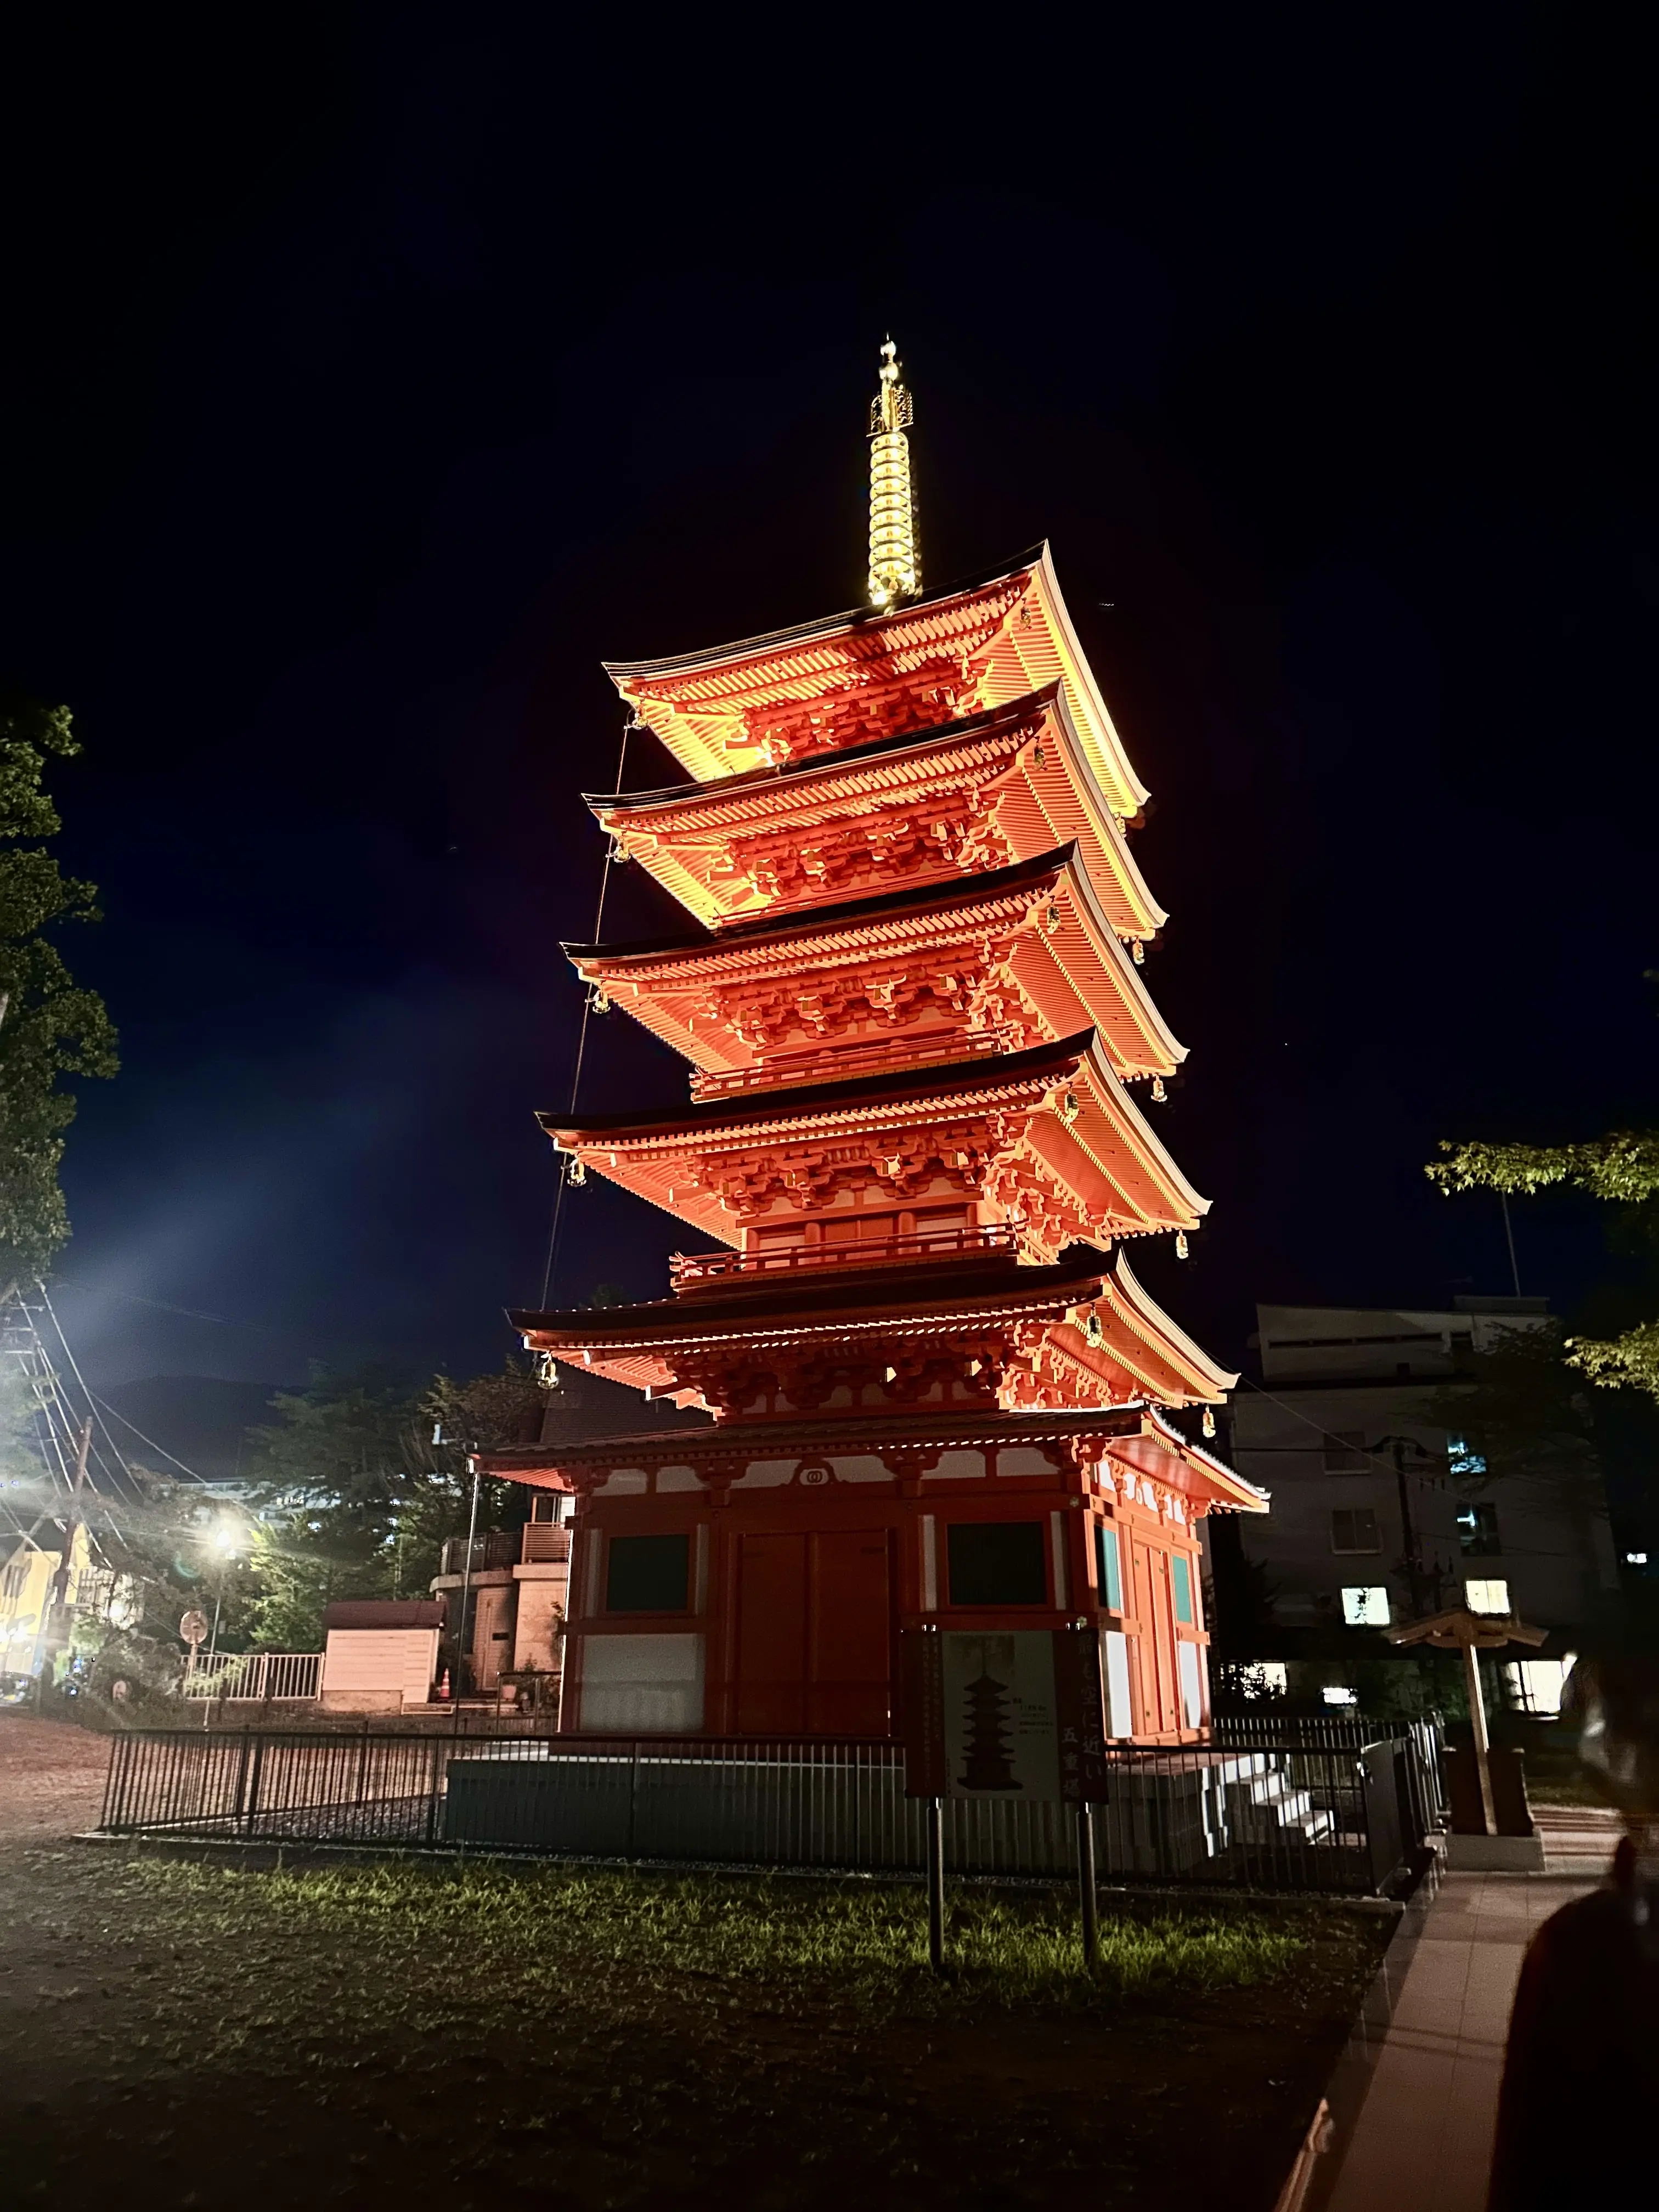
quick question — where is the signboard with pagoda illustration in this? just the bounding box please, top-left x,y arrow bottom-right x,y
473,342 -> 1266,1748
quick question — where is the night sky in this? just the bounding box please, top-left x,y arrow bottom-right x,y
3,8 -> 1653,1395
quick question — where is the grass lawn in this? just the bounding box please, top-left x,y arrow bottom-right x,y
0,1842 -> 1389,2210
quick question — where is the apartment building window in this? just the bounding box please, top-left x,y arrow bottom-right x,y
1322,1431 -> 1369,1472
1457,1503 -> 1502,1557
1330,1507 -> 1381,1555
1465,1579 -> 1511,1616
1341,1586 -> 1391,1627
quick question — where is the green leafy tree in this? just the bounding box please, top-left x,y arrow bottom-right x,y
244,1361 -> 544,1649
51,1470 -> 262,1712
1427,1131 -> 1659,1398
244,1368 -> 428,1649
0,693 -> 119,1281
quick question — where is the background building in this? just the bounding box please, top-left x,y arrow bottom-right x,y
1209,1296 -> 1620,1711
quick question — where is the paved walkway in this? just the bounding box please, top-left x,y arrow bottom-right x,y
1322,1807 -> 1620,2212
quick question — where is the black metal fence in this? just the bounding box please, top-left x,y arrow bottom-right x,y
99,1718 -> 1440,1894
1215,1713 -> 1447,1843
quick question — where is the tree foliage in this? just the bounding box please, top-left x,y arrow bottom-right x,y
1429,1124 -> 1659,1400
1421,1321 -> 1605,1533
0,693 -> 118,1280
245,1362 -> 544,1650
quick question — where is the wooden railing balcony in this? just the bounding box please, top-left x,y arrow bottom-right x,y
438,1530 -> 522,1578
670,1220 -> 1025,1291
687,1026 -> 1012,1102
520,1523 -> 572,1565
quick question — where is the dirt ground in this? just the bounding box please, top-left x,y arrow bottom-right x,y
0,1717 -> 1389,2211
0,1713 -> 110,1838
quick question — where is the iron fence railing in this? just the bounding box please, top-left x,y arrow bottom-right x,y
181,1651 -> 323,1701
99,1724 -> 1437,1893
1214,1713 -> 1446,1838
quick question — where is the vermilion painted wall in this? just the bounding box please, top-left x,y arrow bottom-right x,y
557,1464 -> 1209,1743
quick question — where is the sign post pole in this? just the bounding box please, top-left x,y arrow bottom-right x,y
926,1795 -> 946,1974
1076,1803 -> 1099,1969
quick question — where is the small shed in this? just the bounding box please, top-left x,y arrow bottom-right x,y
320,1599 -> 445,1713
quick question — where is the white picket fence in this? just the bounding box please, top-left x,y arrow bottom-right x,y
183,1650 -> 322,1701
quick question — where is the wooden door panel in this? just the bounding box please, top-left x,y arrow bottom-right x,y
1133,1539 -> 1181,1736
808,1531 -> 891,1735
1131,1542 -> 1159,1734
736,1532 -> 806,1733
1149,1547 -> 1179,1733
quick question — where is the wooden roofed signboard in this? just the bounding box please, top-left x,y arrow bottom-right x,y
494,341 -> 1263,1748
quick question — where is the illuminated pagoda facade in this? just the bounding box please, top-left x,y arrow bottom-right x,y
481,345 -> 1264,1744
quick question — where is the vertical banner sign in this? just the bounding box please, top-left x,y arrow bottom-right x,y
940,1631 -> 1061,1801
899,1629 -> 947,1798
904,1627 -> 1110,1802
1052,1625 -> 1110,1803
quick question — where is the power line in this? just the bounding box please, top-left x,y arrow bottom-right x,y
37,1285 -> 144,1506
539,719 -> 632,1309
87,1390 -> 208,1483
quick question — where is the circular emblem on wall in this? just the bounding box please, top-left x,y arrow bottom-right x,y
797,1462 -> 833,1487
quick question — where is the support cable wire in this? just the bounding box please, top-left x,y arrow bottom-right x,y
1233,1373 -> 1458,1486
37,1284 -> 145,1505
87,1390 -> 208,1483
539,722 -> 631,1309
0,1289 -> 127,1572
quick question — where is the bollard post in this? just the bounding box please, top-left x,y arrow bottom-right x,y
926,1795 -> 946,1973
1076,1803 -> 1099,1970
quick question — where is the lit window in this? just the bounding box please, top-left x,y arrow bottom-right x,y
1322,1685 -> 1358,1707
1330,1508 -> 1381,1554
1238,1661 -> 1288,1699
1465,1578 -> 1511,1616
1341,1586 -> 1391,1627
1506,1659 -> 1569,1716
1457,1503 -> 1502,1557
1447,1434 -> 1488,1475
1627,1551 -> 1649,1567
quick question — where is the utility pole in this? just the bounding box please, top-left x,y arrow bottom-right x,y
1375,1435 -> 1429,1617
1499,1195 -> 1522,1299
435,1420 -> 481,1702
45,1418 -> 94,1674
455,1461 -> 481,1699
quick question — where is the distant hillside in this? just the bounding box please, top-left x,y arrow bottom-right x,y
99,1376 -> 297,1485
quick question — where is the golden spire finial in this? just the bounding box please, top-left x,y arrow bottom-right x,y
867,337 -> 920,607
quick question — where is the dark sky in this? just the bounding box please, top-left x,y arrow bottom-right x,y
3,6 -> 1654,1392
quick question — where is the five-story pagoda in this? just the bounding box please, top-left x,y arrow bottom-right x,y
479,344 -> 1265,1743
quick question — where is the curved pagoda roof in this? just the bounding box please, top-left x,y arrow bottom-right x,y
602,544 -> 1152,821
538,1029 -> 1209,1257
587,688 -> 1167,941
565,843 -> 1186,1082
474,1398 -> 1263,1514
507,1244 -> 1237,1415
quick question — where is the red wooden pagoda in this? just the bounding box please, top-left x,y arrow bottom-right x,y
479,344 -> 1264,1745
